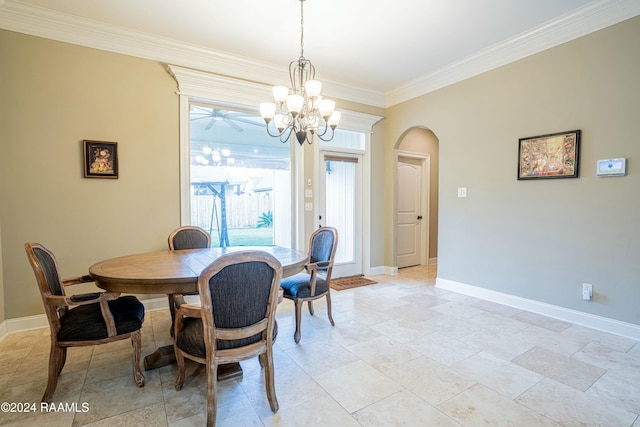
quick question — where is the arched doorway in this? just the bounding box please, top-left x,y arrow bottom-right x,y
395,127 -> 439,268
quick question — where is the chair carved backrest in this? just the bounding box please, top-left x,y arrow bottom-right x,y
25,244 -> 68,332
199,251 -> 282,351
308,226 -> 338,280
168,226 -> 211,251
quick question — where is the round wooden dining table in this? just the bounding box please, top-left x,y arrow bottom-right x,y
89,245 -> 307,295
89,245 -> 307,374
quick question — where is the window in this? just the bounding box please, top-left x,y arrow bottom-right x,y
189,103 -> 292,247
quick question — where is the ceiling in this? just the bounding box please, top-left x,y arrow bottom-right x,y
1,0 -> 639,107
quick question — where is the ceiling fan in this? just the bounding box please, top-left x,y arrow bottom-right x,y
190,107 -> 263,132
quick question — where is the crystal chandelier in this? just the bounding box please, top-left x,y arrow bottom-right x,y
259,0 -> 340,145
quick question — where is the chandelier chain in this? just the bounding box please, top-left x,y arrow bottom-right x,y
299,0 -> 304,59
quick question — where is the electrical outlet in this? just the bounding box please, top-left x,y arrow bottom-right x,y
582,283 -> 593,301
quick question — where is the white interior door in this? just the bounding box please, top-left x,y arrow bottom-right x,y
397,157 -> 423,268
319,153 -> 362,278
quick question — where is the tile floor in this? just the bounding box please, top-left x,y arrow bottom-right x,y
0,265 -> 639,426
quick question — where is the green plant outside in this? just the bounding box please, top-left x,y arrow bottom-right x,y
257,211 -> 273,228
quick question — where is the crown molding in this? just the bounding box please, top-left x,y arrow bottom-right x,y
168,65 -> 383,133
1,0 -> 638,109
385,0 -> 640,107
0,0 -> 386,108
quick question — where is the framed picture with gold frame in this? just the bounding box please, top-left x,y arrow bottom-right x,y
83,140 -> 118,179
517,130 -> 580,180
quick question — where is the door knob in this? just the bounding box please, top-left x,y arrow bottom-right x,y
417,216 -> 423,220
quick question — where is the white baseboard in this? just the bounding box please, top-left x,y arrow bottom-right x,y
436,277 -> 640,341
0,297 -> 170,342
0,321 -> 7,343
368,265 -> 397,276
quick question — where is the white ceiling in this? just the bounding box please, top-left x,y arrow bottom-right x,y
2,0 -> 639,107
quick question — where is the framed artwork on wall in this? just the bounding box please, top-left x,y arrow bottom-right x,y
83,140 -> 119,179
517,130 -> 580,180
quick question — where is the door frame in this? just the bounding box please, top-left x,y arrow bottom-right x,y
317,149 -> 364,278
396,150 -> 430,266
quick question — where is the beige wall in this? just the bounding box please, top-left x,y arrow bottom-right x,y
0,30 -> 180,319
1,16 -> 639,329
384,16 -> 640,325
0,224 -> 4,323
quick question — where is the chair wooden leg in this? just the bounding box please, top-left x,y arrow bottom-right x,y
326,292 -> 335,326
130,330 -> 145,387
167,294 -> 187,337
263,348 -> 279,412
55,346 -> 67,377
174,347 -> 186,391
206,359 -> 218,427
307,300 -> 315,316
294,300 -> 303,344
167,294 -> 176,337
42,344 -> 65,403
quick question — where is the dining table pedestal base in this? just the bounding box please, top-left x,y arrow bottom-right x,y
143,344 -> 243,380
143,345 -> 176,371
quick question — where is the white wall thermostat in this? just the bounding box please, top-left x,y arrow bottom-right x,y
597,158 -> 627,177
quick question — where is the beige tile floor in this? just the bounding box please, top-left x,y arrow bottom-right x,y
1,265 -> 639,426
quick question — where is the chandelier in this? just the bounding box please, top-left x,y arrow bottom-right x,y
259,0 -> 340,145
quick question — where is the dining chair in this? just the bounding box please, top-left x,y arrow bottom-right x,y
172,250 -> 282,427
167,225 -> 211,317
24,242 -> 145,402
279,226 -> 338,343
168,225 -> 211,251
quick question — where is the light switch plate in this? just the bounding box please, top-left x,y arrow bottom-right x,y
305,189 -> 313,198
457,187 -> 467,198
305,202 -> 312,211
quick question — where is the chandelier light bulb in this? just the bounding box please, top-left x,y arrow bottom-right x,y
260,102 -> 276,120
328,111 -> 341,127
319,99 -> 335,118
196,155 -> 207,164
274,113 -> 286,131
304,80 -> 322,97
272,86 -> 289,103
286,94 -> 304,115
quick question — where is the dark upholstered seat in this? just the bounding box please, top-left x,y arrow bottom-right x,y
173,250 -> 282,427
24,242 -> 145,403
280,273 -> 330,298
176,311 -> 278,357
279,226 -> 338,343
57,296 -> 144,341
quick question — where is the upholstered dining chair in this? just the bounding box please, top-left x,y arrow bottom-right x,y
172,250 -> 282,427
166,225 -> 211,319
168,225 -> 211,252
279,226 -> 338,343
24,242 -> 145,403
